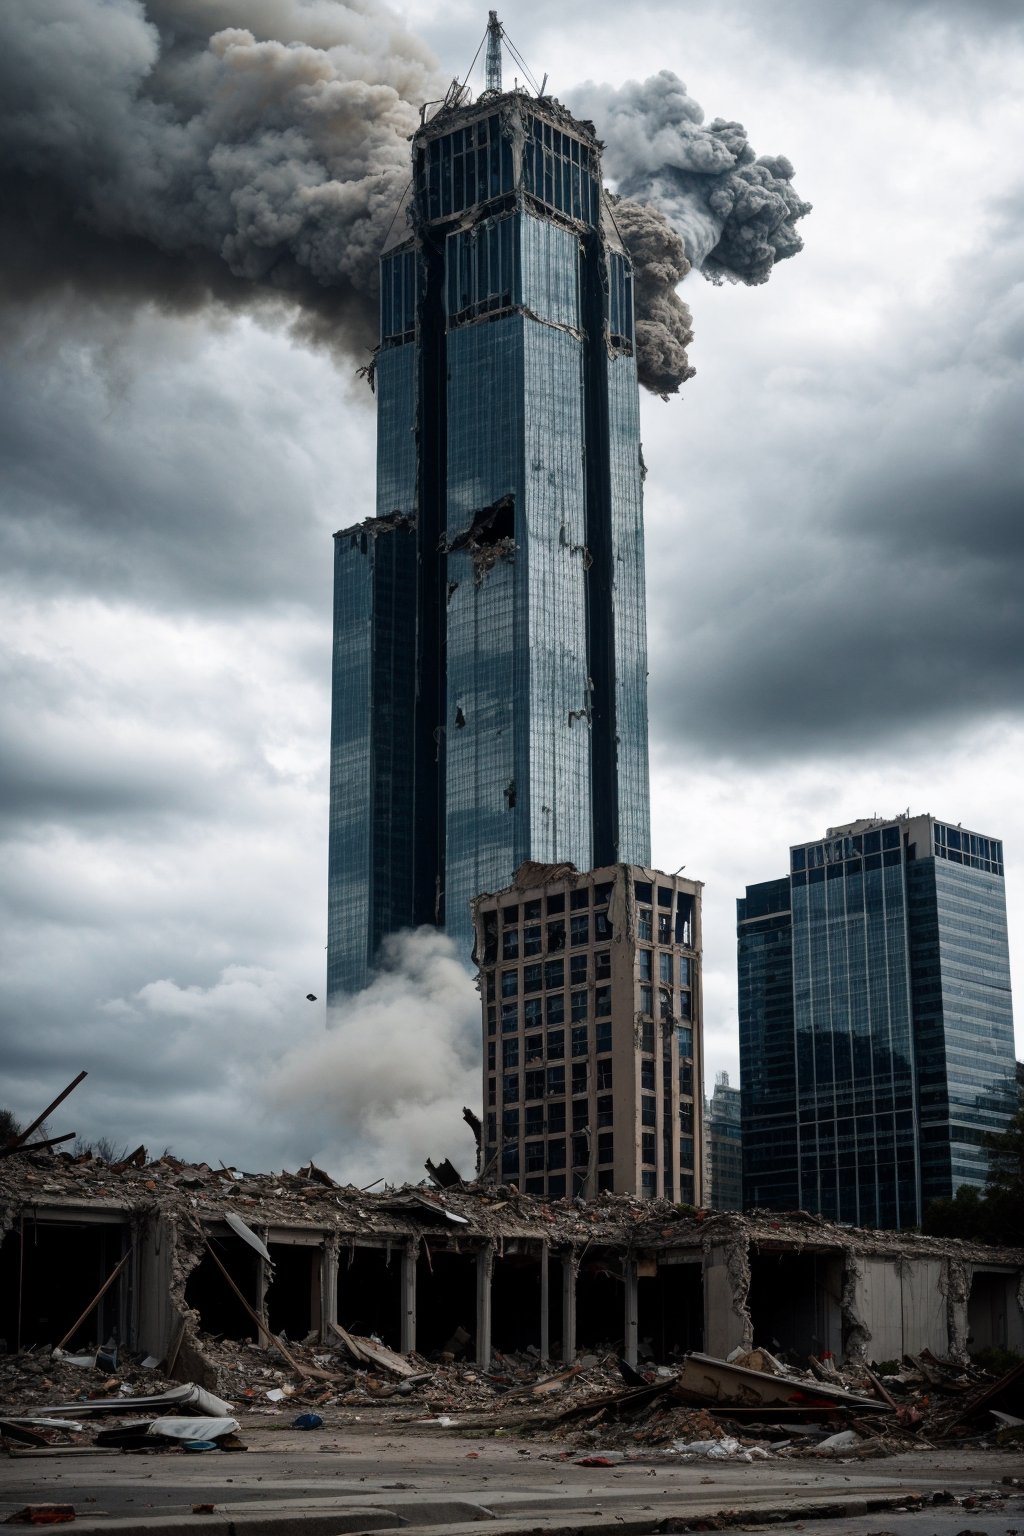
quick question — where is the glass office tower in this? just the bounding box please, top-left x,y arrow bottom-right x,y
329,89 -> 651,998
738,814 -> 1016,1229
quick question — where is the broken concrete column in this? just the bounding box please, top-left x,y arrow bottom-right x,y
539,1240 -> 549,1364
562,1252 -> 578,1363
840,1248 -> 871,1363
702,1228 -> 752,1357
321,1235 -> 339,1344
943,1255 -> 971,1365
401,1240 -> 417,1355
476,1242 -> 494,1369
623,1258 -> 639,1368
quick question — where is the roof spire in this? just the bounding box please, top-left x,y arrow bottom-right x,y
485,11 -> 502,94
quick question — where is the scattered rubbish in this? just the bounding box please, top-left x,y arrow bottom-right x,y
813,1429 -> 861,1453
292,1412 -> 323,1429
4,1508 -> 77,1526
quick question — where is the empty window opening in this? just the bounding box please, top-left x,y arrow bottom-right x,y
492,1247 -> 543,1354
415,1248 -> 477,1358
504,780 -> 517,810
185,1232 -> 261,1342
0,1218 -> 129,1354
337,1246 -> 402,1351
747,1250 -> 843,1362
575,1249 -> 623,1354
968,1269 -> 1014,1355
266,1242 -> 321,1342
637,1259 -> 703,1363
454,706 -> 466,728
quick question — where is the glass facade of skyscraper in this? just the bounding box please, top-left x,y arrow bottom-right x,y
738,815 -> 1016,1229
329,91 -> 651,997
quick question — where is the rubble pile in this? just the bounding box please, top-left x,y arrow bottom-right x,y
2,1134 -> 1022,1464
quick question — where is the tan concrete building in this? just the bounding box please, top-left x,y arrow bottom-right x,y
473,861 -> 704,1202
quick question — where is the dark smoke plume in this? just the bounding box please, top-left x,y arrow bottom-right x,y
581,70 -> 811,393
0,0 -> 444,359
609,199 -> 695,398
0,7 -> 806,399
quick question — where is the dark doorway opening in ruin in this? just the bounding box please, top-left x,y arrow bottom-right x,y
576,1249 -> 623,1353
0,1218 -> 128,1353
336,1247 -> 399,1345
337,1246 -> 402,1350
492,1247 -> 542,1355
266,1242 -> 320,1343
185,1233 -> 260,1342
638,1259 -> 703,1362
416,1248 -> 476,1358
968,1268 -> 1014,1354
748,1249 -> 843,1362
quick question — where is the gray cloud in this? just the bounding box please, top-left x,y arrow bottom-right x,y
2,0 -> 1023,1161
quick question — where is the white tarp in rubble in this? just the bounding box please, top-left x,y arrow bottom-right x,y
30,1382 -> 234,1416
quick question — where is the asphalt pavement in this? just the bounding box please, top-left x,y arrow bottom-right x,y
0,1422 -> 1020,1535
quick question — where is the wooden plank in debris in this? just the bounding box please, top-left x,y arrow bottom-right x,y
8,1072 -> 87,1149
53,1249 -> 133,1353
327,1320 -> 419,1378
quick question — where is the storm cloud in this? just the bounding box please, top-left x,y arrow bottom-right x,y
1,0 -> 1021,1159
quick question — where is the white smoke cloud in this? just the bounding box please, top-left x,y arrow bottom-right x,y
96,929 -> 481,1186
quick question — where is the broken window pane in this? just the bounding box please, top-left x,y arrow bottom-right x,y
523,963 -> 542,994
597,1131 -> 614,1164
547,919 -> 565,952
546,1028 -> 564,1060
570,914 -> 589,946
570,989 -> 587,1022
638,950 -> 652,981
595,1021 -> 611,1054
597,1059 -> 613,1091
546,993 -> 564,1026
500,968 -> 518,996
595,986 -> 611,1017
637,908 -> 653,942
595,950 -> 611,979
547,1101 -> 566,1133
641,1095 -> 656,1126
523,925 -> 542,956
569,953 -> 588,985
572,1061 -> 588,1094
502,929 -> 519,961
546,1065 -> 565,1095
597,1094 -> 613,1126
571,1024 -> 588,1057
546,1138 -> 565,1169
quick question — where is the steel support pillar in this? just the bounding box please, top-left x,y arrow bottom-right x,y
400,1241 -> 417,1355
476,1243 -> 494,1368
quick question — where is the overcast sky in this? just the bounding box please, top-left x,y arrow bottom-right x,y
2,0 -> 1022,1184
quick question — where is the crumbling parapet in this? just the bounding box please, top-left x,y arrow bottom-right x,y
943,1254 -> 971,1365
702,1224 -> 752,1357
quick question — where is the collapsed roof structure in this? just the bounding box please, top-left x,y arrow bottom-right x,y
2,1145 -> 1021,1387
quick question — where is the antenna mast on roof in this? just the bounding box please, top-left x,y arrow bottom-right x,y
485,11 -> 503,93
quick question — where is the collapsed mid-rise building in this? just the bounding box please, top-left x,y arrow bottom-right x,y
2,1151 -> 1021,1379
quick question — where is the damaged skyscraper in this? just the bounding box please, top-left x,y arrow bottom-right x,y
329,63 -> 650,996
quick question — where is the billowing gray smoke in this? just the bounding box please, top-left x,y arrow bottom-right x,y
581,70 -> 811,393
0,5 -> 807,396
0,0 -> 444,359
609,199 -> 695,398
